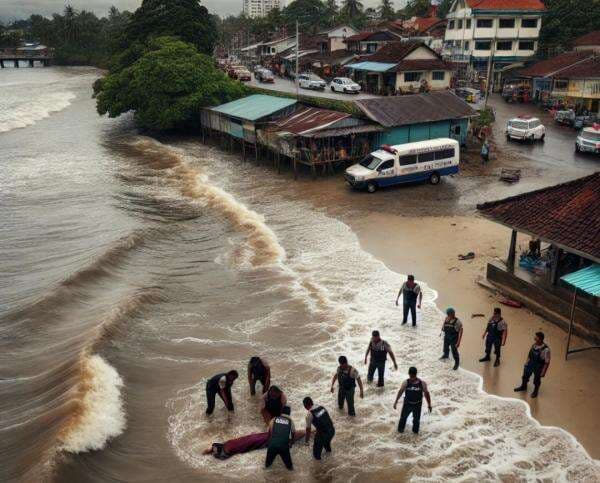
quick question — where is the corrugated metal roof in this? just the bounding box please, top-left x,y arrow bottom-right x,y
346,61 -> 397,72
561,264 -> 600,296
355,91 -> 477,127
309,124 -> 384,138
210,95 -> 297,121
272,106 -> 351,135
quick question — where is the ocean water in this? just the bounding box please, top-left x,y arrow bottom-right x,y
1,67 -> 598,482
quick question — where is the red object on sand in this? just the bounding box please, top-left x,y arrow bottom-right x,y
499,298 -> 523,308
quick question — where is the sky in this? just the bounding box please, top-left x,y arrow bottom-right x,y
0,0 -> 407,22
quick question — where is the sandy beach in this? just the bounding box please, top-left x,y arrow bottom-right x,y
352,214 -> 600,459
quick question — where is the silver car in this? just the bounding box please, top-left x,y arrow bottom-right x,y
298,73 -> 327,90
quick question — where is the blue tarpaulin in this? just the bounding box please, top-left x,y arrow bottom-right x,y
561,264 -> 600,296
345,61 -> 397,72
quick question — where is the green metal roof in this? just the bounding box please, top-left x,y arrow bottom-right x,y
346,61 -> 397,72
561,264 -> 600,296
210,95 -> 297,121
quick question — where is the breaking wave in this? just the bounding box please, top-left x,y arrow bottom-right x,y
0,91 -> 75,133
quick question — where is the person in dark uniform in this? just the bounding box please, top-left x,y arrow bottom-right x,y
440,308 -> 463,370
260,386 -> 288,424
265,405 -> 295,471
206,370 -> 239,415
514,331 -> 551,398
331,356 -> 364,416
396,275 -> 423,326
479,307 -> 508,366
393,367 -> 432,434
364,330 -> 398,387
248,356 -> 271,395
303,397 -> 335,460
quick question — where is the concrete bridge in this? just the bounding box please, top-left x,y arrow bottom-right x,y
0,51 -> 54,68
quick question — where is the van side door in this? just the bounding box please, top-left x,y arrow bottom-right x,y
376,159 -> 396,186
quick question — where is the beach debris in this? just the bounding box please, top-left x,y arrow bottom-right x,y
449,266 -> 460,271
499,297 -> 523,308
499,168 -> 521,183
471,313 -> 485,318
458,252 -> 475,260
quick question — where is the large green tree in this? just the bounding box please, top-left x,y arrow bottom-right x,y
340,0 -> 364,19
94,37 -> 246,130
124,0 -> 218,55
378,0 -> 396,20
436,0 -> 453,18
403,0 -> 430,18
283,0 -> 328,32
539,0 -> 600,53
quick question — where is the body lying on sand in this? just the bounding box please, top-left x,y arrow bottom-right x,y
203,279 -> 551,469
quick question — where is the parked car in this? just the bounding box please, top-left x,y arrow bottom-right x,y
233,67 -> 251,81
344,139 -> 460,193
298,73 -> 326,90
455,87 -> 481,103
330,77 -> 361,94
506,116 -> 546,142
255,68 -> 275,83
575,125 -> 600,154
554,109 -> 575,126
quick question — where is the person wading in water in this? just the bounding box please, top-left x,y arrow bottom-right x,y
440,308 -> 463,370
479,307 -> 508,366
514,331 -> 551,398
265,406 -> 295,470
393,367 -> 432,434
396,275 -> 423,326
206,370 -> 239,415
364,330 -> 398,387
248,356 -> 271,395
331,356 -> 364,416
261,386 -> 288,424
303,396 -> 335,460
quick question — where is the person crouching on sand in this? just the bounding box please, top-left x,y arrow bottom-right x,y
205,370 -> 238,415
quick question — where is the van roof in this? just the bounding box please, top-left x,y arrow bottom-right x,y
389,138 -> 458,151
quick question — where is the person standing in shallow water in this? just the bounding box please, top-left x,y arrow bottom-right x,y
303,397 -> 335,460
265,406 -> 295,470
479,307 -> 508,366
248,356 -> 271,395
514,331 -> 551,398
393,367 -> 432,434
364,330 -> 398,387
396,275 -> 423,326
440,308 -> 463,370
206,370 -> 238,415
331,356 -> 364,416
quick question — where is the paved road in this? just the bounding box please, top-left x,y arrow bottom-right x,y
247,75 -> 379,100
487,93 -> 599,176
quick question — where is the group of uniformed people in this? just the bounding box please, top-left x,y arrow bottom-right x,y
203,275 -> 552,469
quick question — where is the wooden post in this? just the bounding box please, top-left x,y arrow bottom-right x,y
0,59 -> 4,68
229,135 -> 233,152
276,152 -> 281,174
507,229 -> 517,272
255,142 -> 259,164
311,162 -> 316,180
242,141 -> 246,161
565,288 -> 578,360
14,60 -> 19,68
551,247 -> 563,285
293,157 -> 298,180
29,59 -> 34,67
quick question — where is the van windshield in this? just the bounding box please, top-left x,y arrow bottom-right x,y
359,154 -> 384,170
582,131 -> 600,141
510,120 -> 529,129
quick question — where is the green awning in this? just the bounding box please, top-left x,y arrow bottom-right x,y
210,95 -> 297,122
561,264 -> 600,296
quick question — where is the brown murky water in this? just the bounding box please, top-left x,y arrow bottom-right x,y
1,68 -> 598,482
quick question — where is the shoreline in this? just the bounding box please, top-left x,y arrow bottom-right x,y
349,213 -> 600,459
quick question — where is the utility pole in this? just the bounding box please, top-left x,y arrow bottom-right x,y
295,20 -> 299,98
484,20 -> 498,108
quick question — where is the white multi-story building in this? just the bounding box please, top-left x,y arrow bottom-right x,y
443,0 -> 545,84
243,0 -> 280,18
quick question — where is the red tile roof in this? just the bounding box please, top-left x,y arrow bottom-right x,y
466,0 -> 545,10
573,31 -> 600,47
413,17 -> 446,34
555,56 -> 600,79
477,173 -> 600,262
393,58 -> 453,72
519,51 -> 594,78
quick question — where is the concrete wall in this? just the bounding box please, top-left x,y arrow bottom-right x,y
395,70 -> 453,91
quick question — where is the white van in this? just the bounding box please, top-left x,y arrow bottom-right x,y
344,138 -> 460,192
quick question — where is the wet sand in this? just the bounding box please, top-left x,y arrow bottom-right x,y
352,214 -> 600,459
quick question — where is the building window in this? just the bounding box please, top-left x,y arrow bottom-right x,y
496,41 -> 513,51
499,18 -> 515,28
522,18 -> 538,28
464,41 -> 470,50
475,40 -> 491,50
466,19 -> 471,29
404,72 -> 421,82
519,40 -> 535,50
432,71 -> 445,80
448,20 -> 454,29
366,43 -> 377,53
457,19 -> 463,29
477,19 -> 493,28
554,80 -> 568,90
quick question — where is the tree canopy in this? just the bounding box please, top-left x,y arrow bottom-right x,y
94,37 -> 247,130
539,0 -> 600,54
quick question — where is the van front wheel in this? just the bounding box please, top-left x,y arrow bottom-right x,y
366,182 -> 377,193
429,172 -> 441,185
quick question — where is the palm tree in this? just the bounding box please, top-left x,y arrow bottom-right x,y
378,0 -> 395,20
324,0 -> 339,26
341,0 -> 364,19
